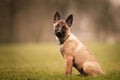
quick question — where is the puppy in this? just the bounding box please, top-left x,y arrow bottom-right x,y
53,11 -> 104,76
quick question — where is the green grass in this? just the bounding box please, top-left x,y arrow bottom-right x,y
0,42 -> 120,80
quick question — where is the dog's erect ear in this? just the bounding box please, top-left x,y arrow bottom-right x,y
54,11 -> 60,22
66,14 -> 73,27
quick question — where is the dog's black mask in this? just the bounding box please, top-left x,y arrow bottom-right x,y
55,24 -> 66,38
54,11 -> 73,39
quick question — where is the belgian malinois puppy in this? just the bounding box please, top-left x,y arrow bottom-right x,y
53,11 -> 104,76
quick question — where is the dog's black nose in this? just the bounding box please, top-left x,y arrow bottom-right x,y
56,31 -> 62,37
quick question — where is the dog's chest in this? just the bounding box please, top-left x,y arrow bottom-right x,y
60,45 -> 64,57
59,43 -> 76,57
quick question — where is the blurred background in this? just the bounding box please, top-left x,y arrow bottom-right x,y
0,1 -> 120,79
0,0 -> 120,44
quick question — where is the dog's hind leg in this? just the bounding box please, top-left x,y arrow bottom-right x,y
82,61 -> 104,76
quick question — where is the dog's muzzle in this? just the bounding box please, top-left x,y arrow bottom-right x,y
56,30 -> 64,37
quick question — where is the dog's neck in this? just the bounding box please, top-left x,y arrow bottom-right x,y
57,34 -> 70,45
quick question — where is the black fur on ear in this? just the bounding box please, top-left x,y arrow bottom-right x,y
66,14 -> 73,27
54,11 -> 60,22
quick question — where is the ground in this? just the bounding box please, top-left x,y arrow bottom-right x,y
0,42 -> 120,80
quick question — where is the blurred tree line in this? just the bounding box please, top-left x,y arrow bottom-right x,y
0,0 -> 119,43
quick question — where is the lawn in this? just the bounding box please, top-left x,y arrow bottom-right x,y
0,42 -> 120,80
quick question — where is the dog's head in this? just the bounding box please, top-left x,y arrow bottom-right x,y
53,11 -> 73,38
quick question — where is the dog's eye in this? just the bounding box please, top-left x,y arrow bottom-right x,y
56,24 -> 60,27
62,26 -> 66,33
62,26 -> 66,29
62,27 -> 66,30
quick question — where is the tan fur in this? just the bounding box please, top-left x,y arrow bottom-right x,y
53,14 -> 104,76
60,33 -> 104,76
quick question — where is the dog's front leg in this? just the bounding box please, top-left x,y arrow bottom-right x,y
64,56 -> 73,75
